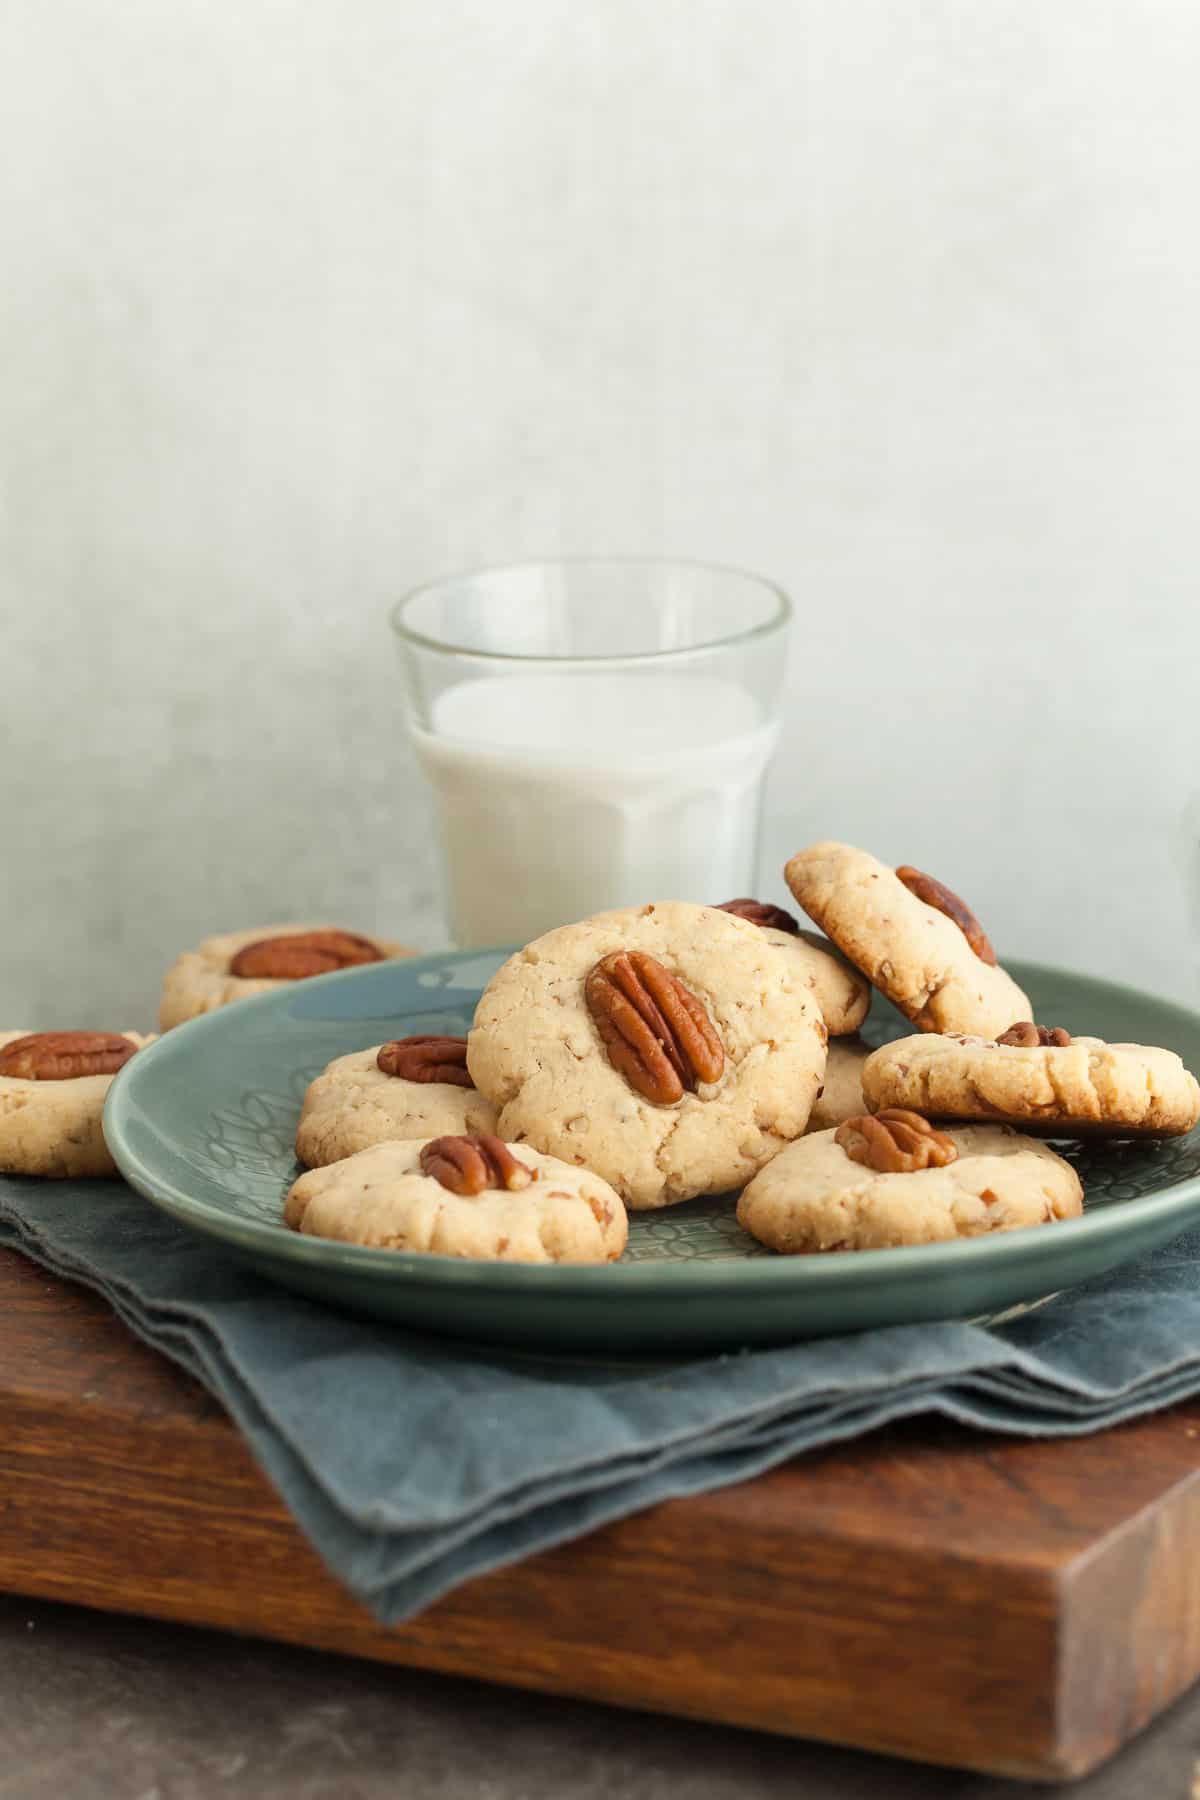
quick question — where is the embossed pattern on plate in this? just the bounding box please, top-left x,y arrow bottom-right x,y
193,998 -> 1200,1264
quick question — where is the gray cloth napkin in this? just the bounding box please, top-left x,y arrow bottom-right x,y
4,1173 -> 1200,1623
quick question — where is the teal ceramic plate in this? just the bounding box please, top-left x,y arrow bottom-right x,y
105,951 -> 1200,1351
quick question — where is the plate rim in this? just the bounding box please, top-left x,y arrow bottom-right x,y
104,949 -> 1200,1296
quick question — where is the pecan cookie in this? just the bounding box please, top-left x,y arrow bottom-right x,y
159,923 -> 417,1030
737,1118 -> 1082,1252
808,1035 -> 871,1131
863,1031 -> 1200,1139
466,901 -> 827,1210
784,842 -> 1030,1037
295,1038 -> 499,1168
715,900 -> 870,1036
0,1030 -> 154,1178
285,1136 -> 627,1263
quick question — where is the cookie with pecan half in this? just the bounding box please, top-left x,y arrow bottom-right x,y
284,1136 -> 627,1264
159,923 -> 418,1030
466,901 -> 826,1210
862,1032 -> 1200,1139
0,1029 -> 155,1178
715,900 -> 870,1036
295,1038 -> 499,1169
737,1120 -> 1081,1253
784,842 -> 1030,1037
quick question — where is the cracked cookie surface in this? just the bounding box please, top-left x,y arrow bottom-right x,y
738,1122 -> 1082,1252
159,923 -> 417,1030
863,1033 -> 1200,1138
285,1137 -> 627,1262
295,1046 -> 499,1168
0,1029 -> 154,1177
466,901 -> 827,1209
785,842 -> 1029,1036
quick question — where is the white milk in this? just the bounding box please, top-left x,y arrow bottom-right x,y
410,672 -> 778,946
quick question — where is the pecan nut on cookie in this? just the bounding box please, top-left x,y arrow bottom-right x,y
159,923 -> 417,1030
0,1030 -> 154,1178
737,1116 -> 1082,1253
295,1036 -> 500,1169
715,900 -> 870,1036
284,1136 -> 627,1264
466,901 -> 828,1209
784,842 -> 1030,1037
862,1030 -> 1200,1139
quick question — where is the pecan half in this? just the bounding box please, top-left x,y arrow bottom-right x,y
836,1108 -> 959,1174
585,951 -> 725,1106
715,898 -> 800,935
997,1022 -> 1072,1048
0,1031 -> 136,1081
377,1035 -> 472,1085
419,1134 -> 533,1196
894,866 -> 997,966
229,929 -> 384,980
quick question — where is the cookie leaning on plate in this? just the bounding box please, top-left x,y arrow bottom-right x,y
737,1112 -> 1083,1253
0,1030 -> 154,1178
715,899 -> 870,1036
467,901 -> 827,1210
862,1026 -> 1200,1139
285,1135 -> 627,1264
159,923 -> 417,1030
295,1036 -> 499,1169
785,842 -> 1029,1037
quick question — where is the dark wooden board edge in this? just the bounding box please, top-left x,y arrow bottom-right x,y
1057,1455 -> 1200,1775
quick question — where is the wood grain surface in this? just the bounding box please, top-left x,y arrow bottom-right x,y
2,1247 -> 1199,1782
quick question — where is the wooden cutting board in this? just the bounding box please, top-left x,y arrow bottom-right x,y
3,1246 -> 1200,1784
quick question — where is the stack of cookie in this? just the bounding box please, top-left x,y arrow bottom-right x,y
288,847 -> 1199,1262
741,844 -> 1199,1252
287,896 -> 830,1263
5,872 -> 1197,1269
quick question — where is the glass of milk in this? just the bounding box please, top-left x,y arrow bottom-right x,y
390,560 -> 792,947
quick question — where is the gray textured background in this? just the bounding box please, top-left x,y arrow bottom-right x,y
3,1 -> 1197,1031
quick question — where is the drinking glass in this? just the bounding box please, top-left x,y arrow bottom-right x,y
390,559 -> 792,947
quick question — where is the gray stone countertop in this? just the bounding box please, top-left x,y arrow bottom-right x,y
2,1593 -> 1198,1799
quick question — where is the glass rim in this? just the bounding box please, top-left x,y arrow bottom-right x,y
388,556 -> 792,665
